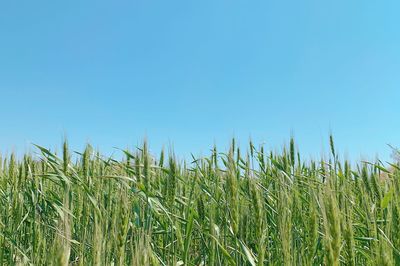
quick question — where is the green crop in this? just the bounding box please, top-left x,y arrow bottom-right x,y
0,137 -> 399,265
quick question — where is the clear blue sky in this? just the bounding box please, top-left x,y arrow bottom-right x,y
1,1 -> 399,162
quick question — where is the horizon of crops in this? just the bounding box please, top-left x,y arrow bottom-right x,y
0,137 -> 399,265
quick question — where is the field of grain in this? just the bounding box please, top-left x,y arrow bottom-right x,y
0,137 -> 399,265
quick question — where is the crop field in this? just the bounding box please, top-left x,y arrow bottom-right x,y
0,137 -> 399,265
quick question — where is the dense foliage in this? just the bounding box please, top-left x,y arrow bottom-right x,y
0,138 -> 399,265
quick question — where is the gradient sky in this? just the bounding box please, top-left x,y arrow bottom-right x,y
1,0 -> 399,162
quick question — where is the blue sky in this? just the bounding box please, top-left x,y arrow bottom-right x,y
0,0 -> 399,162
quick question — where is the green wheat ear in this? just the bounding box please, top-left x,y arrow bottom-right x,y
290,137 -> 295,167
330,134 -> 336,157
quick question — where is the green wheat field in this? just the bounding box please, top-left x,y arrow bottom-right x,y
1,137 -> 399,265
